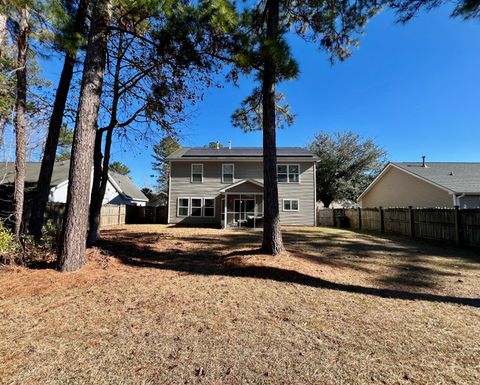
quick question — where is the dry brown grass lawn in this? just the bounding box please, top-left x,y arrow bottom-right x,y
1,225 -> 479,385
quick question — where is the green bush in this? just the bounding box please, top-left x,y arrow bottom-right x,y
0,223 -> 15,253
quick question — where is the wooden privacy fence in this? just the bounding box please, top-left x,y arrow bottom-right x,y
100,205 -> 126,226
126,205 -> 168,224
43,203 -> 127,227
41,204 -> 167,227
317,206 -> 480,248
0,203 -> 166,229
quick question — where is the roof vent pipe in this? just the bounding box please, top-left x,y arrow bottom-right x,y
228,140 -> 232,150
216,141 -> 220,150
422,155 -> 426,167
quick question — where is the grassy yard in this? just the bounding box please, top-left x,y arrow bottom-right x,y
1,225 -> 479,385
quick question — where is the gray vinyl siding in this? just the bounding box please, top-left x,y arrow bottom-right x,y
278,163 -> 315,225
169,161 -> 315,226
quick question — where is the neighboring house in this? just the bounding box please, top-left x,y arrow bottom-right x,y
167,147 -> 318,228
359,161 -> 480,208
0,161 -> 148,206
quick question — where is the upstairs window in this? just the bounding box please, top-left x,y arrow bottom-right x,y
191,164 -> 203,183
222,164 -> 234,183
277,165 -> 288,183
288,165 -> 299,182
277,164 -> 300,183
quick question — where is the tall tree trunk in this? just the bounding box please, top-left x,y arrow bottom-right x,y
58,0 -> 110,272
87,127 -> 112,245
13,7 -> 29,245
29,0 -> 89,240
87,31 -> 122,246
261,0 -> 284,255
0,12 -> 10,145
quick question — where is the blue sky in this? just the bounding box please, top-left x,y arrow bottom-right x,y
40,6 -> 480,188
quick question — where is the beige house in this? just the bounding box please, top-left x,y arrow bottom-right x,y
359,162 -> 480,208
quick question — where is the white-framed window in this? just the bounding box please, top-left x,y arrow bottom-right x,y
283,199 -> 299,211
191,164 -> 203,183
222,164 -> 234,183
177,198 -> 189,217
204,198 -> 215,217
277,164 -> 300,183
191,198 -> 202,216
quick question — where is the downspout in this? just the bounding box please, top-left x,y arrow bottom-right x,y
167,161 -> 171,224
452,193 -> 466,207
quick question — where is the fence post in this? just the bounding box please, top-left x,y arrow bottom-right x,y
454,205 -> 461,246
357,207 -> 362,230
409,206 -> 415,238
379,206 -> 385,234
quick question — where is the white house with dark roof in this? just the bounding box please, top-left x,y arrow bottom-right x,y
359,161 -> 480,208
1,161 -> 148,206
166,146 -> 318,228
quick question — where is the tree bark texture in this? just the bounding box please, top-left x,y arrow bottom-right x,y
87,127 -> 112,245
261,0 -> 284,255
29,0 -> 89,240
13,7 -> 29,244
87,31 -> 122,246
58,0 -> 110,272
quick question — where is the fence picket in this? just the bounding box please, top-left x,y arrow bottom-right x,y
317,206 -> 480,248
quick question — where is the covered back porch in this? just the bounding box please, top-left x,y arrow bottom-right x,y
220,179 -> 264,229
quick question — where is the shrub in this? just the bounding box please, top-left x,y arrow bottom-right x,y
0,222 -> 18,264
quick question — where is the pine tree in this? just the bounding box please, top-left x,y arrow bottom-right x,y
109,161 -> 130,175
86,0 -> 231,245
386,0 -> 480,22
152,136 -> 180,191
58,0 -> 111,272
29,0 -> 89,240
12,4 -> 29,243
229,0 -> 380,255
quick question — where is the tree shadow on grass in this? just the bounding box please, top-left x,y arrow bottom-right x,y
98,229 -> 480,308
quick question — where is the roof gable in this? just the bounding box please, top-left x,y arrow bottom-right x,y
392,162 -> 480,194
219,179 -> 264,193
108,172 -> 148,201
359,162 -> 480,200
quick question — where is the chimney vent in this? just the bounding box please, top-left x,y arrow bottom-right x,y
422,155 -> 426,167
228,140 -> 232,150
216,141 -> 220,149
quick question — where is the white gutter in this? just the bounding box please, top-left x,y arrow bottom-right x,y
452,193 -> 466,207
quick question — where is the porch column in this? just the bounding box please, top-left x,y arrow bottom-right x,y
224,193 -> 228,229
239,194 -> 242,228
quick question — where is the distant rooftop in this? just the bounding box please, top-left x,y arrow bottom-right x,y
393,162 -> 480,194
167,147 -> 317,160
0,161 -> 147,201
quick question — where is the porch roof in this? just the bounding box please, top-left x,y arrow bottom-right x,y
219,179 -> 264,194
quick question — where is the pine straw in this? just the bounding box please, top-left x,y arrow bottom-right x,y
0,225 -> 479,385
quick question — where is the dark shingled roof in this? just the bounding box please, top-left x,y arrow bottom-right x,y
168,147 -> 316,159
1,161 -> 70,186
393,162 -> 480,193
1,161 -> 148,201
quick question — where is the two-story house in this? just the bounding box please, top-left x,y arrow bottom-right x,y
167,147 -> 318,228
